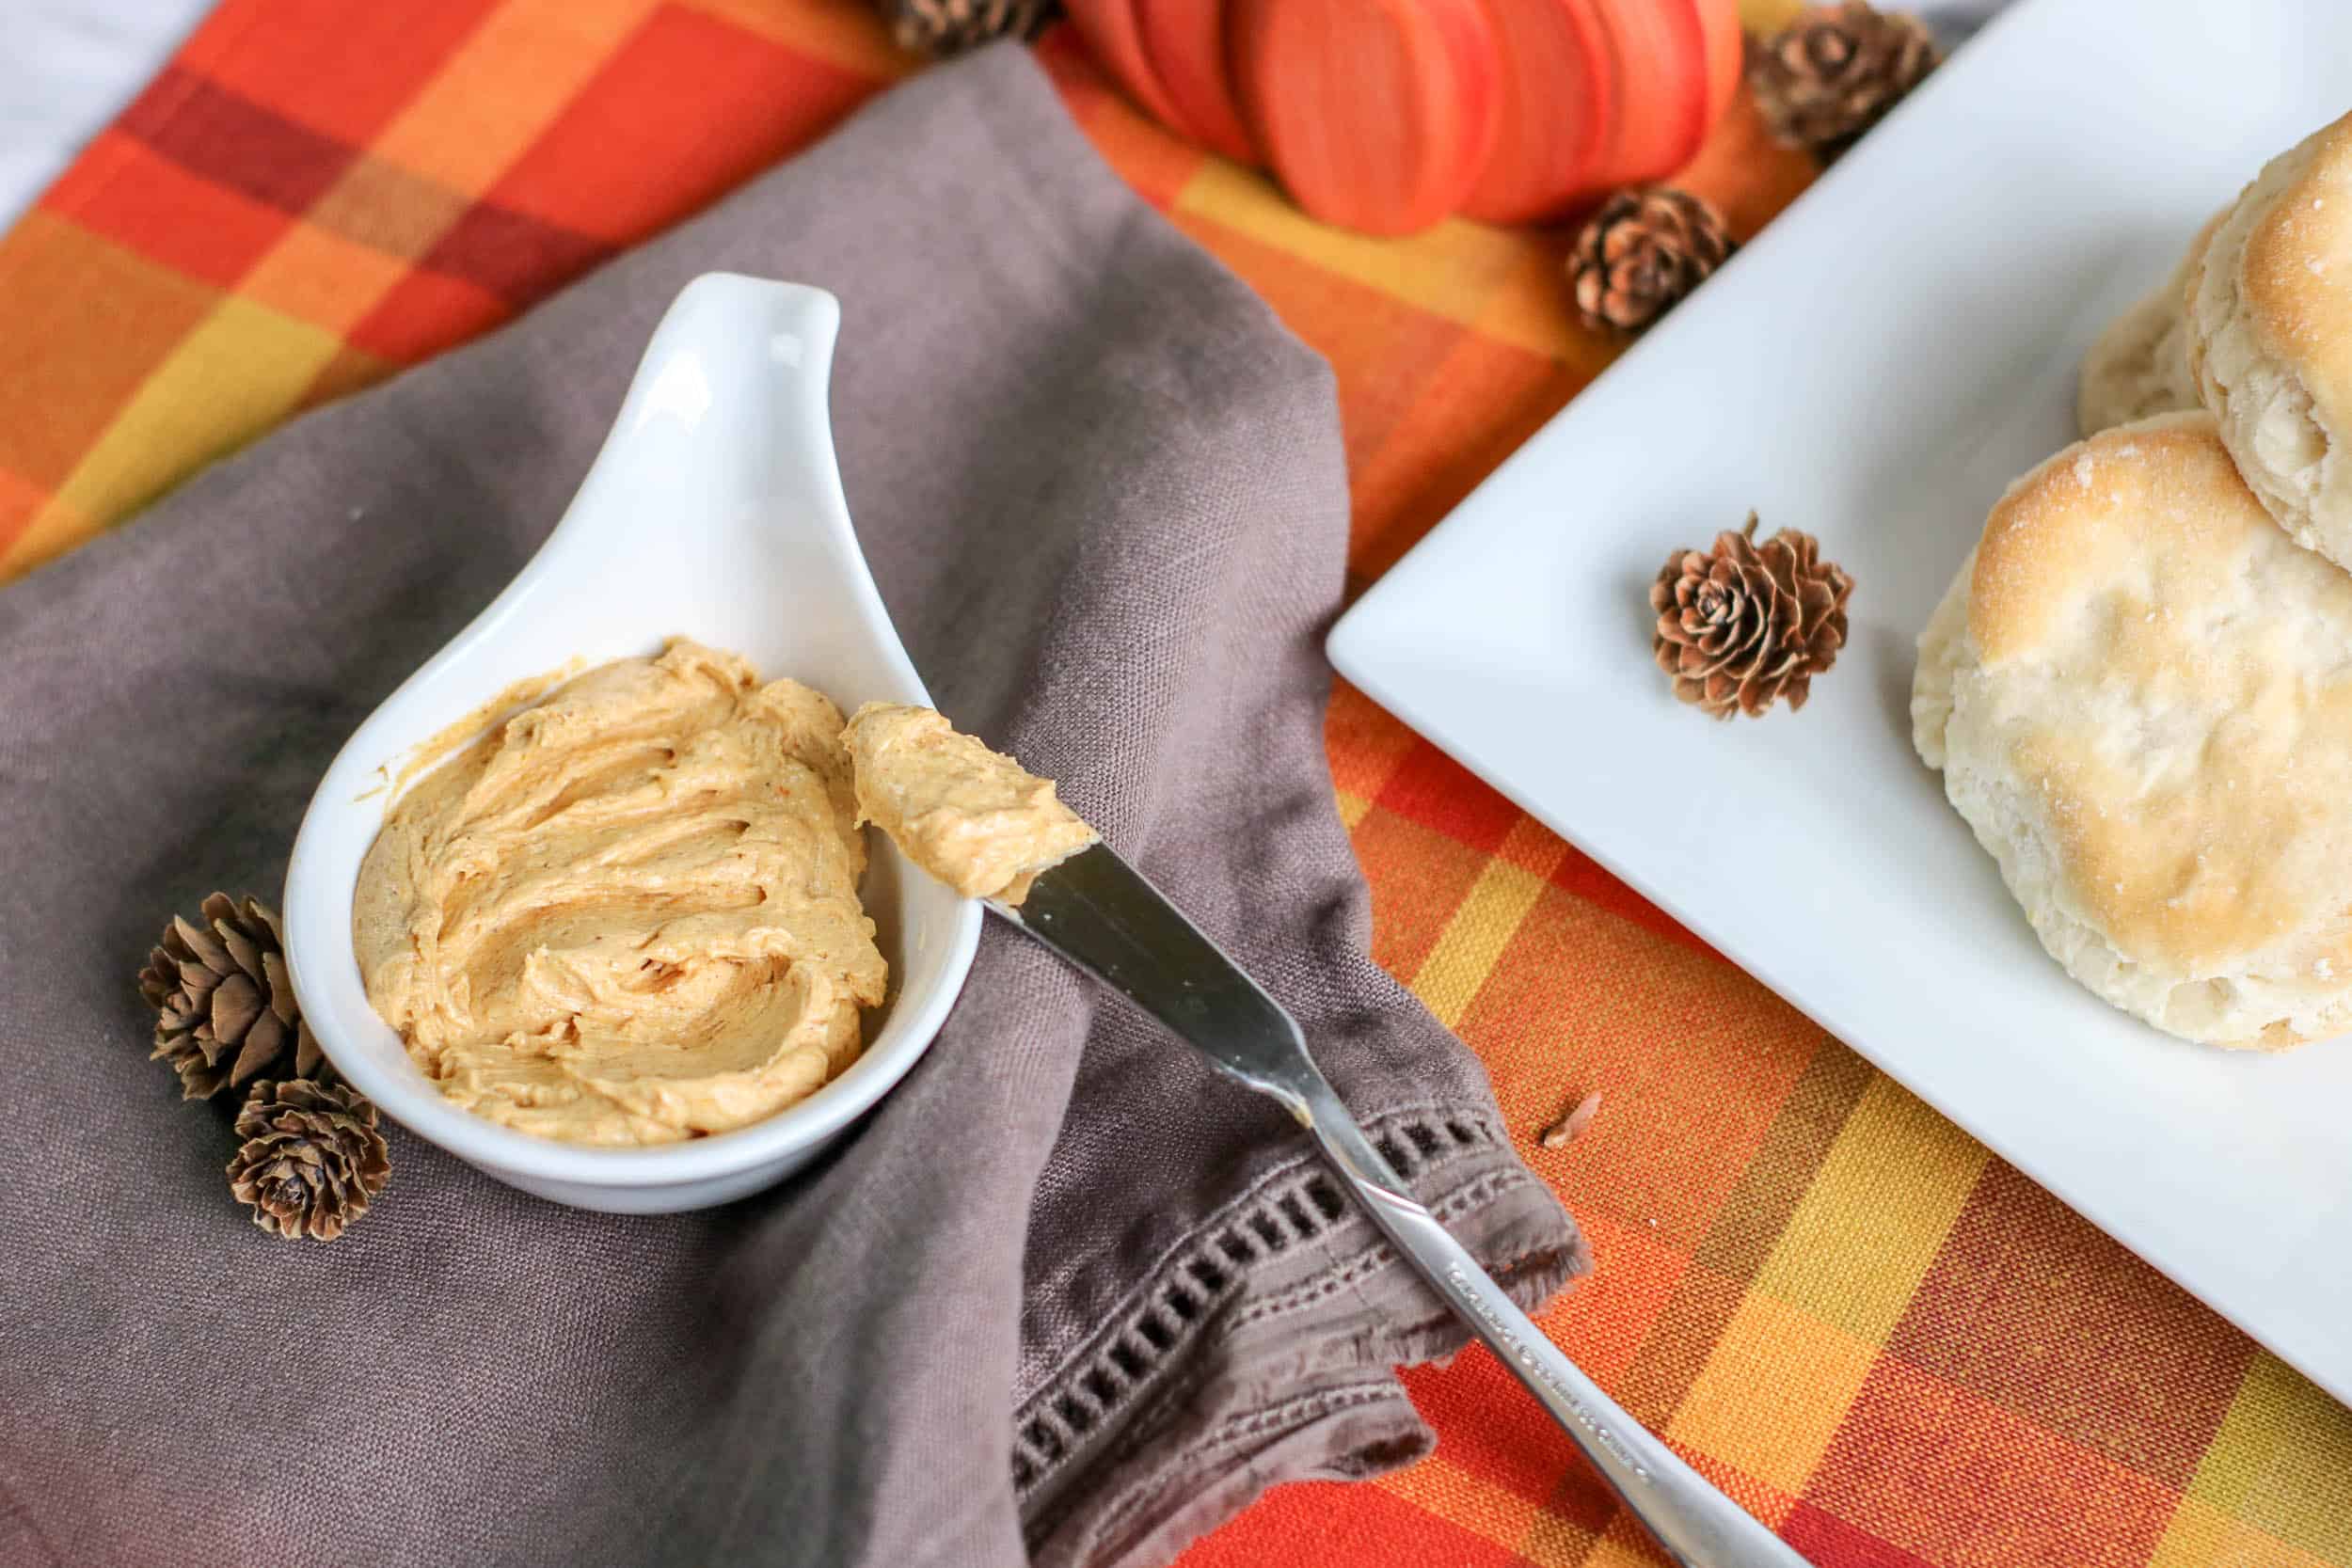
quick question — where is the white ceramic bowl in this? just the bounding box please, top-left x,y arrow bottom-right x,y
281,274 -> 982,1213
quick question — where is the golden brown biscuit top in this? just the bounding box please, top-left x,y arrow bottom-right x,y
2240,107 -> 2352,429
1969,413 -> 2352,974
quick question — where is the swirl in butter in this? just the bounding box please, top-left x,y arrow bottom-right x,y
353,639 -> 886,1146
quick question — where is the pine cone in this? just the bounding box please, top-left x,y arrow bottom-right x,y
228,1080 -> 390,1242
1748,3 -> 1941,158
879,0 -> 1059,57
1567,185 -> 1733,335
138,893 -> 323,1101
1650,515 -> 1854,719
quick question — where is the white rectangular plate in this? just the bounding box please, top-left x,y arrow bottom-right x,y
1328,0 -> 2352,1402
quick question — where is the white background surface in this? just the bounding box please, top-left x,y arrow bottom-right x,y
4,0 -> 214,223
1330,0 -> 2352,1403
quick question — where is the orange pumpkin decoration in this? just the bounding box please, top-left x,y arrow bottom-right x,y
1066,0 -> 1742,235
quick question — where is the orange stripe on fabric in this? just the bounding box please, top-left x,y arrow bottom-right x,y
1375,740 -> 1520,854
677,0 -> 914,84
1690,1040 -> 1875,1283
1325,680 -> 1421,803
477,6 -> 878,244
12,295 -> 341,571
1410,828 -> 1563,1029
365,0 -> 665,197
241,220 -> 425,339
1463,886 -> 1824,1244
0,214 -> 220,503
1344,328 -> 1592,589
0,467 -> 51,546
1608,1040 -> 1873,1432
1348,804 -> 1499,984
175,0 -> 504,144
40,129 -> 292,289
1374,1453 -> 1554,1558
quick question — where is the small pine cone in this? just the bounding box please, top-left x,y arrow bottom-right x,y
1567,186 -> 1733,335
880,0 -> 1060,57
1748,3 -> 1941,158
1649,515 -> 1854,719
138,893 -> 323,1101
228,1080 -> 390,1242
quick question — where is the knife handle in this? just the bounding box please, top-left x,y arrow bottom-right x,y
1299,1081 -> 1813,1568
997,847 -> 1809,1566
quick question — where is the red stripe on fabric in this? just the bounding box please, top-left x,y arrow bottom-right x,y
116,65 -> 357,215
1549,845 -> 1714,957
1398,1340 -> 1686,1538
478,6 -> 878,245
1172,1480 -> 1520,1566
172,0 -> 503,146
420,202 -> 617,309
1781,1503 -> 1938,1568
0,467 -> 45,542
1398,1348 -> 1596,1511
1374,740 -> 1522,855
1884,1160 -> 2254,1491
40,129 -> 290,289
1804,1358 -> 2180,1567
344,268 -> 512,366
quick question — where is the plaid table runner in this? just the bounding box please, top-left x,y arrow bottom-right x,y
1,1 -> 2345,1562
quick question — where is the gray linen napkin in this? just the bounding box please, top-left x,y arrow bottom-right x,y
0,45 -> 1583,1568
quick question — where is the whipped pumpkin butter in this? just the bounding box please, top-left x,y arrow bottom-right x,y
354,640 -> 1096,1148
353,640 -> 887,1146
843,703 -> 1097,904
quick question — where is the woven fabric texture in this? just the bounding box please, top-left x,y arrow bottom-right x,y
0,0 -> 2344,1563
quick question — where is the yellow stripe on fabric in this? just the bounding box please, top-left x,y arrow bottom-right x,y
677,0 -> 912,80
1492,814 -> 1568,879
1668,1291 -> 1877,1495
1468,251 -> 1619,384
1740,0 -> 1807,27
1174,162 -> 1578,361
1750,1074 -> 1986,1346
239,218 -> 420,339
10,297 -> 341,571
1375,1455 -> 1548,1556
1335,787 -> 1373,831
369,0 -> 663,195
2180,1352 -> 2352,1560
3,493 -> 92,578
1513,1515 -> 1613,1568
1587,1515 -> 1685,1568
1410,858 -> 1547,1028
1376,1456 -> 1617,1567
2150,1496 -> 2333,1568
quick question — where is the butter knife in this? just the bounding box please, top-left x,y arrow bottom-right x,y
993,842 -> 1811,1568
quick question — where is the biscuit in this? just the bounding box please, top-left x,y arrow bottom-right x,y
1914,412 -> 2352,1048
2186,109 -> 2352,567
2074,213 -> 2220,436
